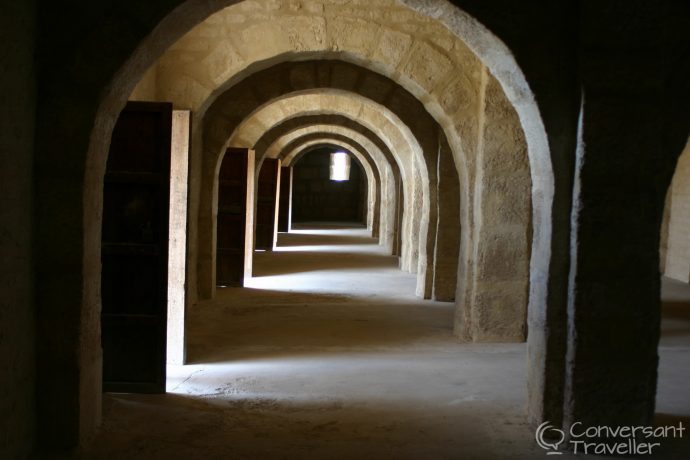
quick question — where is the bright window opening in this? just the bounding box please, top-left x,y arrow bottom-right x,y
330,152 -> 351,181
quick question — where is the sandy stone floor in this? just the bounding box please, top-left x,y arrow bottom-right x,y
77,225 -> 690,459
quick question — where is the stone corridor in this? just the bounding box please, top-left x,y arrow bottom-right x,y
75,225 -> 690,459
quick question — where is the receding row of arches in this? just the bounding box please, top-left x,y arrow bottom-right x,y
140,54 -> 532,334
50,0 -> 546,444
16,0 -> 690,455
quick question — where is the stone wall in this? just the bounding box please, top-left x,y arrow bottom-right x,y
0,0 -> 36,457
292,149 -> 365,223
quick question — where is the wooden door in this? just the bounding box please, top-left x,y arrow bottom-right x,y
217,148 -> 254,286
255,158 -> 279,250
277,166 -> 292,233
101,101 -> 172,393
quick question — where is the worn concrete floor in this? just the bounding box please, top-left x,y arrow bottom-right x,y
82,224 -> 690,459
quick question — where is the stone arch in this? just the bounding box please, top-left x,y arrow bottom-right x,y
215,93 -> 428,290
197,63 -> 453,301
139,0 -> 536,318
265,127 -> 401,249
254,114 -> 402,255
274,131 -> 385,246
251,114 -> 405,250
34,0 -> 552,448
199,90 -> 422,278
138,0 -> 527,312
287,141 -> 372,229
256,115 -> 394,161
132,2 -> 535,332
284,139 -> 371,169
248,125 -> 382,260
224,90 -> 419,228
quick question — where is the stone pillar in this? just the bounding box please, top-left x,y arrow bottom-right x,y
408,167 -> 423,274
393,171 -> 404,257
416,145 -> 439,299
565,102 -> 663,429
382,167 -> 398,255
455,72 -> 531,341
432,129 -> 460,301
562,3 -> 678,429
399,176 -> 412,271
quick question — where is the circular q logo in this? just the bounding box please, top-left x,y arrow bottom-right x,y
536,421 -> 565,455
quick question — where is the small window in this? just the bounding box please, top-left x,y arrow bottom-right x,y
329,152 -> 351,181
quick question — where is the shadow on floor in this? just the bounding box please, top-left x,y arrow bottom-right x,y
187,287 -> 453,364
78,392 -> 537,460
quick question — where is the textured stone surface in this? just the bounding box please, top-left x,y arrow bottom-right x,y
455,72 -> 531,342
142,0 -> 482,129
